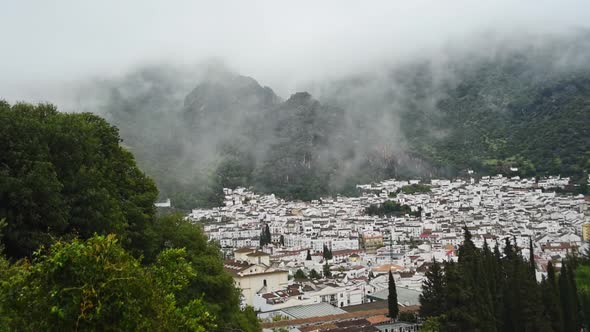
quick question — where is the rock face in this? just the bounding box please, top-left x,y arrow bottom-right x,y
85,33 -> 590,207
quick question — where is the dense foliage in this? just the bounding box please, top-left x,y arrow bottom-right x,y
0,102 -> 259,331
0,235 -> 215,331
419,228 -> 590,331
0,101 -> 158,259
365,201 -> 420,217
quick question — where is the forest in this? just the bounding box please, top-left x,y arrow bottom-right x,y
419,228 -> 590,331
0,101 -> 259,331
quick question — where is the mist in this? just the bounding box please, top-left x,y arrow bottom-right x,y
2,0 -> 590,103
2,1 -> 590,207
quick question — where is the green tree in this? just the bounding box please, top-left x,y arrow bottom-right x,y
419,259 -> 445,318
309,269 -> 321,279
0,234 -> 215,332
323,262 -> 332,278
323,244 -> 333,260
0,102 -> 158,259
294,269 -> 307,280
388,270 -> 399,319
541,261 -> 563,332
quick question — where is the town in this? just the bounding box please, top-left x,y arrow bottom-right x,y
187,174 -> 590,331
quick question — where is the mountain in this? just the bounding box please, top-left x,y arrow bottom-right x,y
83,35 -> 590,208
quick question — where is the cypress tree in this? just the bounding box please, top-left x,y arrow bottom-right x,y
306,249 -> 312,261
492,241 -> 504,331
419,259 -> 445,318
442,260 -> 477,331
541,264 -> 563,332
559,261 -> 579,332
566,260 -> 581,330
388,270 -> 399,319
265,224 -> 271,244
457,227 -> 495,331
529,238 -> 536,278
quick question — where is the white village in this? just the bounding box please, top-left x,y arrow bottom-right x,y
181,174 -> 590,330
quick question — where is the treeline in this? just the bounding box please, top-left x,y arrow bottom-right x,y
0,102 -> 258,331
419,228 -> 590,331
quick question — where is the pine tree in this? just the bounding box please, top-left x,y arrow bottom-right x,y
419,259 -> 445,318
388,270 -> 399,319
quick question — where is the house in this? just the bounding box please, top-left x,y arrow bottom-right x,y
224,249 -> 288,307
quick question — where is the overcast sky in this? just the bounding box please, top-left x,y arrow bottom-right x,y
2,0 -> 590,102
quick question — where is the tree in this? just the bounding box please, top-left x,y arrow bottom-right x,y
306,249 -> 312,261
265,224 -> 272,244
0,234 -> 215,331
398,311 -> 417,323
529,238 -> 537,278
135,214 -> 258,331
388,270 -> 399,319
0,102 -> 158,259
419,259 -> 445,318
309,269 -> 320,279
323,244 -> 333,260
260,224 -> 271,247
323,262 -> 332,278
294,269 -> 307,280
541,261 -> 563,332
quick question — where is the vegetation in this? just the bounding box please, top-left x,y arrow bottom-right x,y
399,184 -> 431,194
323,244 -> 333,260
309,269 -> 321,279
365,201 -> 420,217
388,270 -> 399,319
294,269 -> 307,280
91,39 -> 590,208
419,228 -> 590,331
323,262 -> 332,278
260,224 -> 272,247
0,102 -> 259,332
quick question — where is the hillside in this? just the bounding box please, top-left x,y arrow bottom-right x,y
86,36 -> 590,208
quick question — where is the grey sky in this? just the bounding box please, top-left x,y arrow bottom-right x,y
2,0 -> 590,102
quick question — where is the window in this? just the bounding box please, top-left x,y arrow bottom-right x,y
263,279 -> 267,287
